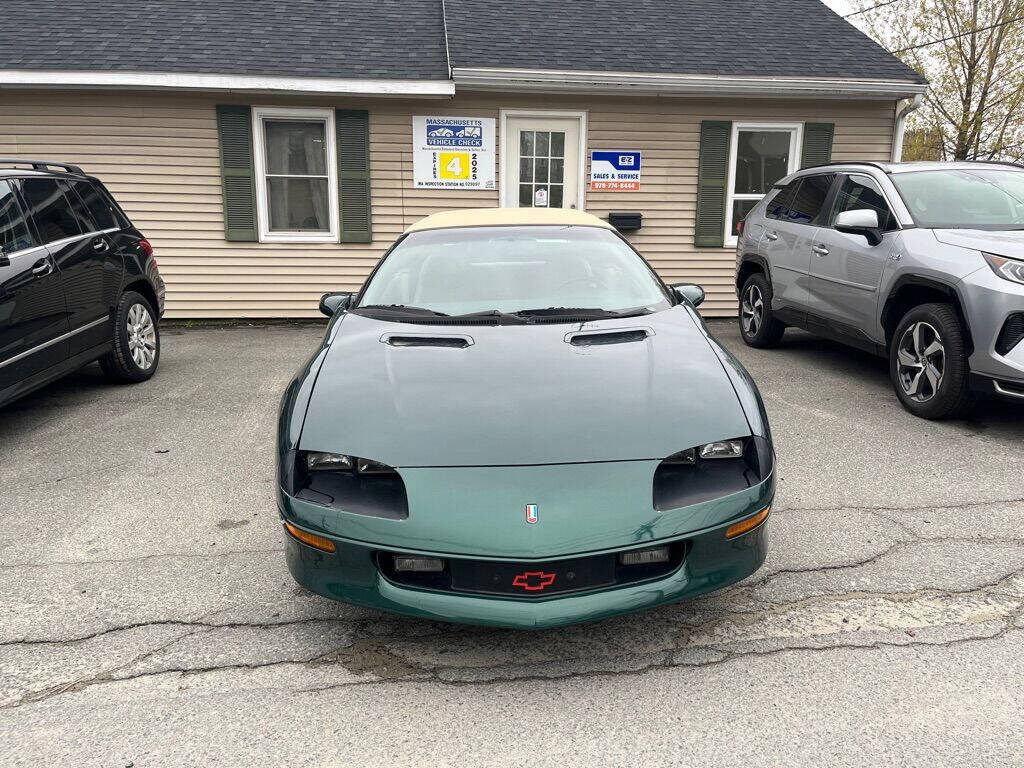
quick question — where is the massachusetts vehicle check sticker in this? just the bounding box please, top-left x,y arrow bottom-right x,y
412,116 -> 497,190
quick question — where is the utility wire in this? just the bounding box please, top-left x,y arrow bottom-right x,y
843,0 -> 905,18
892,15 -> 1024,53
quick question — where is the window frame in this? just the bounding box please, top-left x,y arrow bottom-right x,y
827,172 -> 903,233
725,122 -> 803,247
252,106 -> 338,244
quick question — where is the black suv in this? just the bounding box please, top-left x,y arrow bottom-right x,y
0,159 -> 165,407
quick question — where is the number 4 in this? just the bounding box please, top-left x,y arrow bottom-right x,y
446,156 -> 462,176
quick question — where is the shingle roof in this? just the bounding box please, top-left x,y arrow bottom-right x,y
444,0 -> 926,84
0,0 -> 450,81
0,0 -> 923,85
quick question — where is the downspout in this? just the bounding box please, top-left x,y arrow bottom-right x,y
891,93 -> 923,162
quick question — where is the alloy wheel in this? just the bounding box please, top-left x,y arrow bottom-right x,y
126,303 -> 157,371
741,284 -> 764,336
896,321 -> 945,402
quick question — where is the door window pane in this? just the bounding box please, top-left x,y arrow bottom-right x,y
549,185 -> 564,208
731,199 -> 759,236
0,180 -> 34,253
520,131 -> 534,156
830,175 -> 897,231
60,181 -> 96,232
262,118 -> 330,233
519,158 -> 533,183
734,131 -> 792,194
70,180 -> 118,230
267,178 -> 330,231
765,180 -> 801,221
787,174 -> 836,225
20,178 -> 82,243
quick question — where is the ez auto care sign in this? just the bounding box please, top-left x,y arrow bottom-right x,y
412,116 -> 496,190
590,151 -> 642,191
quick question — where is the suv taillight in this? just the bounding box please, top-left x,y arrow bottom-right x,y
736,219 -> 745,237
139,238 -> 153,258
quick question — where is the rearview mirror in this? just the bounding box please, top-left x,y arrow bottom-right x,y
319,292 -> 353,317
835,209 -> 882,246
671,283 -> 705,307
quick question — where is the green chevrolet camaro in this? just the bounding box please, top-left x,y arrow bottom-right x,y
277,208 -> 774,629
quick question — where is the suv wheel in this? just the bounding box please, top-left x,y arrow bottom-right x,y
889,303 -> 971,419
100,291 -> 160,382
738,273 -> 785,348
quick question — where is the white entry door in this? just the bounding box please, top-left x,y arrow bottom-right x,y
502,114 -> 583,209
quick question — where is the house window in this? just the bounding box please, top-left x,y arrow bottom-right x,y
253,107 -> 338,243
725,123 -> 802,245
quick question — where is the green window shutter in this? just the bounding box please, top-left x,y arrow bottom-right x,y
801,123 -> 835,168
215,105 -> 257,242
336,109 -> 372,244
694,120 -> 732,248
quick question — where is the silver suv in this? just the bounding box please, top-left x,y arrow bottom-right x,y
736,161 -> 1024,419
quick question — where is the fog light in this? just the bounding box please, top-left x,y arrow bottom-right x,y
619,546 -> 670,566
283,520 -> 336,553
725,507 -> 770,539
394,555 -> 445,572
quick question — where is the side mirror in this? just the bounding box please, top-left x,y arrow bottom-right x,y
835,209 -> 882,246
671,283 -> 705,307
319,291 -> 353,317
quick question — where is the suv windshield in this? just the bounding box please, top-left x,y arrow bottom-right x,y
355,225 -> 671,318
891,168 -> 1024,230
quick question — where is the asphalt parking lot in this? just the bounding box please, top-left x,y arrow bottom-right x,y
2,318 -> 1023,767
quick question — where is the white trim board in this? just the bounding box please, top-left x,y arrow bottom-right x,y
0,69 -> 455,97
498,109 -> 588,211
456,68 -> 928,100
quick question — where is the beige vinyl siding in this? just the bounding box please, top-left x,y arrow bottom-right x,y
0,91 -> 895,318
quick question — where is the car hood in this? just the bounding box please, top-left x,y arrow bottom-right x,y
298,306 -> 751,467
932,229 -> 1024,260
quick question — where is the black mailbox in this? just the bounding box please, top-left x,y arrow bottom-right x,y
608,211 -> 642,232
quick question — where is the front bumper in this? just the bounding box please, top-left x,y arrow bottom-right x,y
278,474 -> 773,629
961,266 -> 1024,383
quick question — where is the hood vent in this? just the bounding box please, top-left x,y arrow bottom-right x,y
567,328 -> 652,347
381,333 -> 473,349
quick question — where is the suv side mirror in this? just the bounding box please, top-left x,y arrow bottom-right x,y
319,292 -> 353,317
835,209 -> 882,246
671,283 -> 705,307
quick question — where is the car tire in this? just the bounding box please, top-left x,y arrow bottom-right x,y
889,303 -> 972,420
99,291 -> 160,383
738,273 -> 785,348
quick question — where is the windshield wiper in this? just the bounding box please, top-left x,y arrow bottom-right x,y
444,309 -> 528,324
513,306 -> 652,320
353,304 -> 449,317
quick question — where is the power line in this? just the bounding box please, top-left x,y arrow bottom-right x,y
892,15 -> 1024,53
843,0 -> 905,18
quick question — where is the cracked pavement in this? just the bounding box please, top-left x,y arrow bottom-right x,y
1,320 -> 1022,767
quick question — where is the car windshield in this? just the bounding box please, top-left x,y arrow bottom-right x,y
355,225 -> 671,317
891,168 -> 1024,230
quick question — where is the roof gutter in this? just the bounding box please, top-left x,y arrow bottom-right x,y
453,67 -> 928,99
0,70 -> 455,98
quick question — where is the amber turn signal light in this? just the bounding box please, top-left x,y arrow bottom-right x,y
725,507 -> 770,540
283,520 -> 336,553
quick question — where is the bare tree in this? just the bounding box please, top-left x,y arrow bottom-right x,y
854,0 -> 1024,160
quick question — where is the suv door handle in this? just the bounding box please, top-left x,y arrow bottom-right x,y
764,231 -> 779,242
92,237 -> 110,252
812,245 -> 830,256
31,257 -> 53,276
